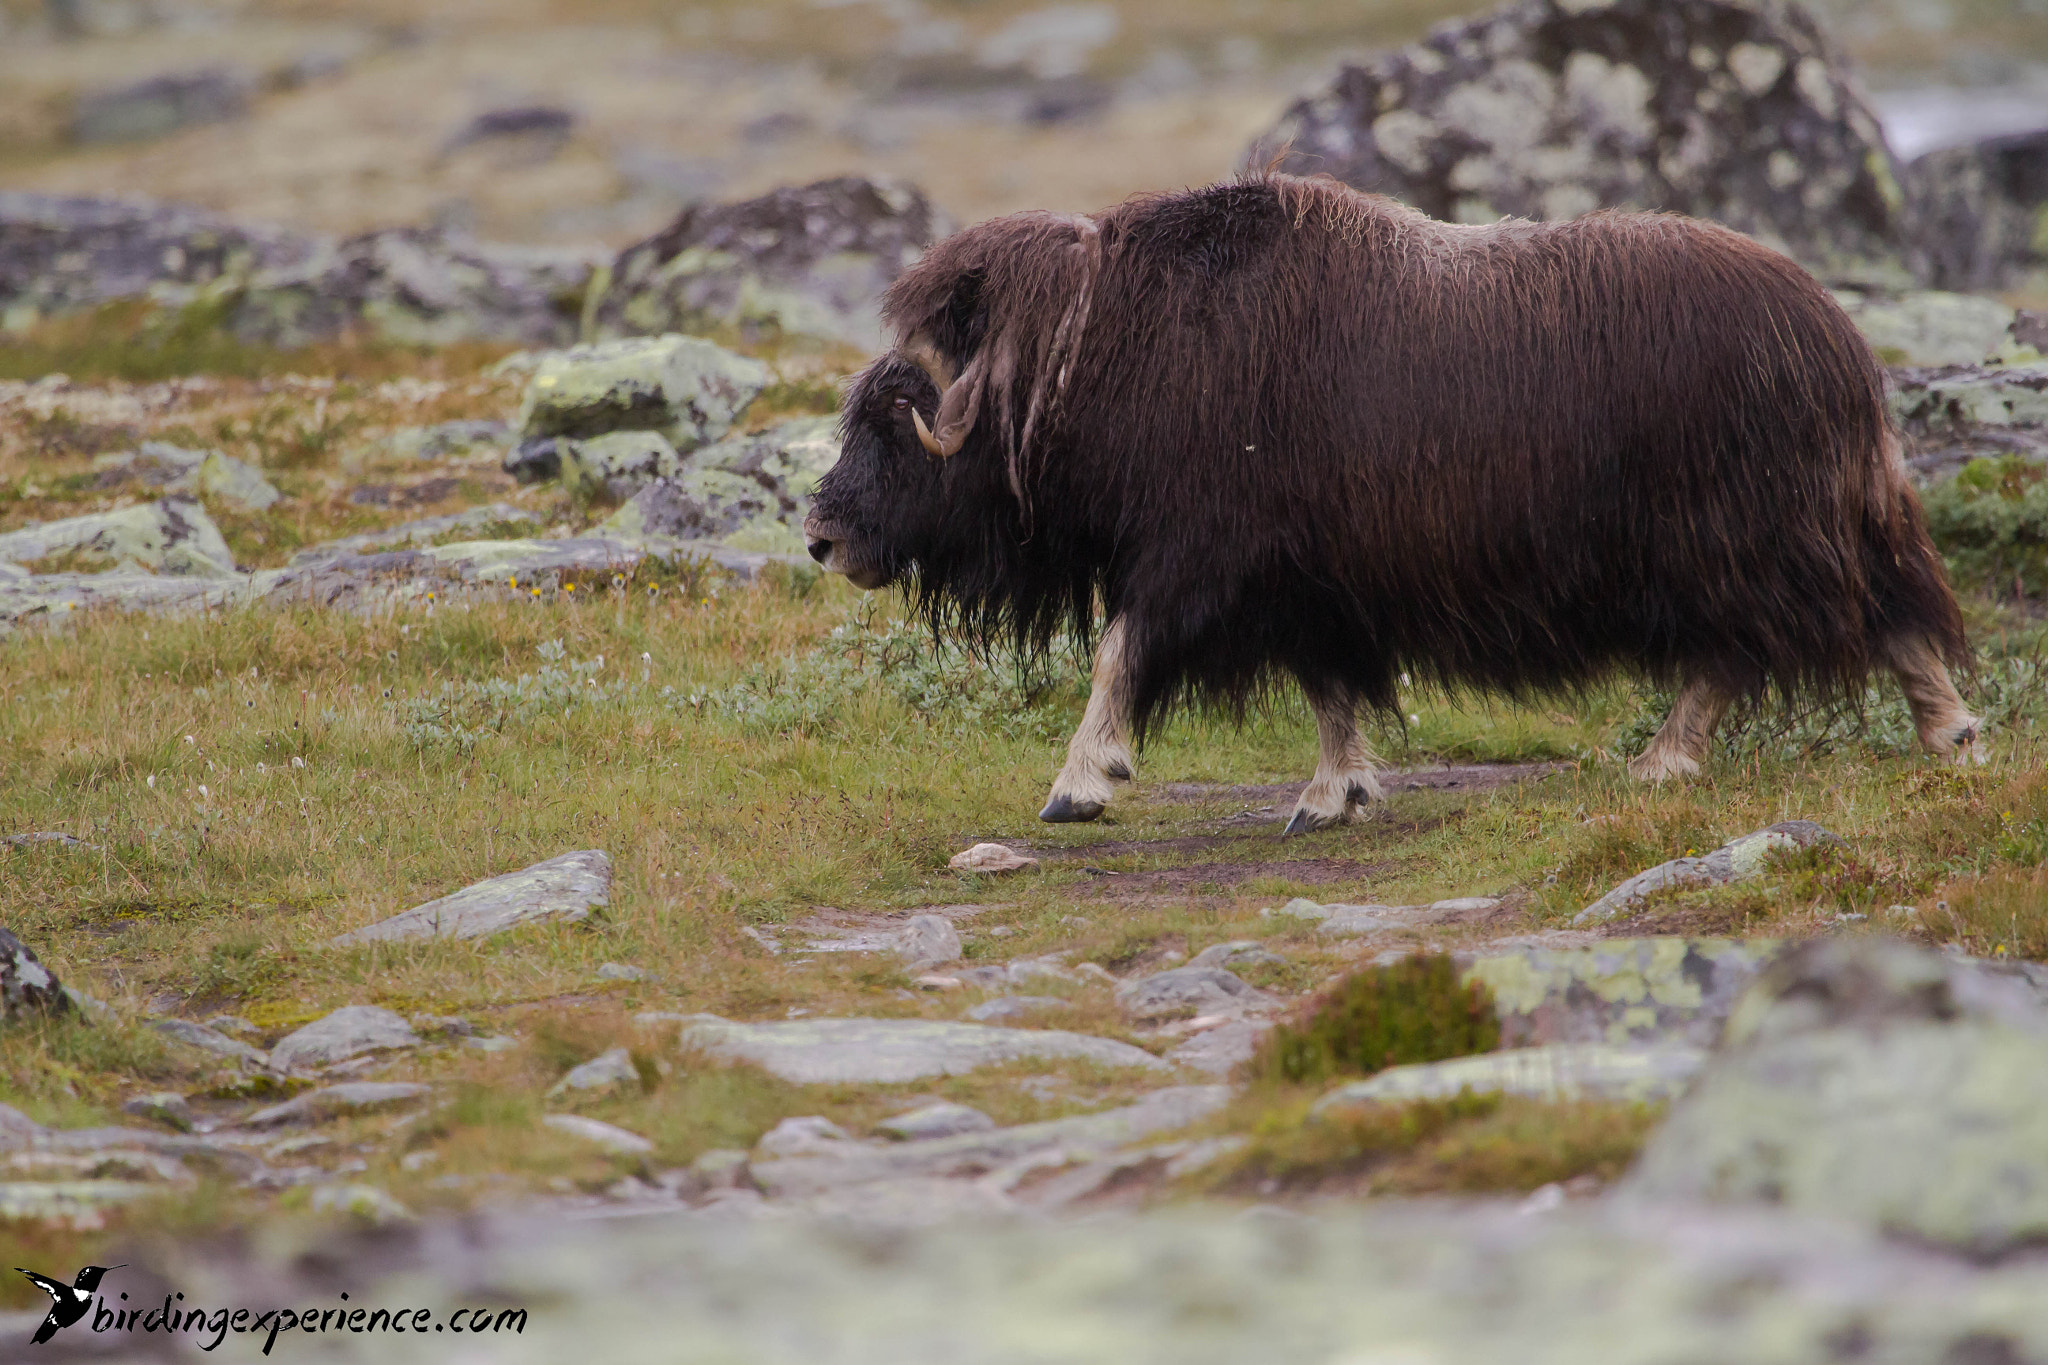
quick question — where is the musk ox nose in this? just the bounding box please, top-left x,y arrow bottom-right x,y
807,537 -> 833,565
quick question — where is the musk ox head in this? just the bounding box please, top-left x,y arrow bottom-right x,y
804,210 -> 1108,628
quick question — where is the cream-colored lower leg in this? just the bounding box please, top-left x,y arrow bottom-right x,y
1885,634 -> 1984,764
1040,617 -> 1136,823
1628,675 -> 1734,782
1283,690 -> 1384,836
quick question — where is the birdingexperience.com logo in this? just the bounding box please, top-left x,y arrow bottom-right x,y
17,1264 -> 527,1355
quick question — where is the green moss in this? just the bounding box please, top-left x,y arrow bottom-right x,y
1251,952 -> 1500,1087
1923,456 -> 2048,601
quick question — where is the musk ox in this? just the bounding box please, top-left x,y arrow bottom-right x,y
803,174 -> 1979,835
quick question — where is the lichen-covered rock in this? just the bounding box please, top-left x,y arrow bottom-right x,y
1622,936 -> 2048,1255
0,193 -> 586,346
152,1018 -> 272,1070
1903,127 -> 2048,292
591,178 -> 947,350
0,496 -> 236,576
1893,361 -> 2048,480
641,1014 -> 1170,1084
193,450 -> 282,511
286,504 -> 538,566
558,430 -> 683,500
598,416 -> 841,553
1573,821 -> 1837,924
331,849 -> 612,944
228,227 -> 596,349
874,1103 -> 996,1142
1836,289 -> 2027,366
1464,936 -> 1781,1047
0,926 -> 70,1021
515,334 -> 770,449
1313,1041 -> 1706,1110
240,1082 -> 432,1129
1260,0 -> 1913,284
542,1113 -> 654,1155
894,915 -> 964,971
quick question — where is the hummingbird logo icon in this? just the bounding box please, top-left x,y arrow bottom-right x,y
16,1265 -> 123,1345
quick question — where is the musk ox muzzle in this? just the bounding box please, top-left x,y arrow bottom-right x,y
807,174 -> 1980,833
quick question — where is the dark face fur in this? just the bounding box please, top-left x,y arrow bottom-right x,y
804,354 -> 951,591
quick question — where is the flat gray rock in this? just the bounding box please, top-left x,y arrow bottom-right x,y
152,1018 -> 271,1069
1622,937 -> 2048,1255
874,1103 -> 996,1142
287,504 -> 537,566
542,1114 -> 654,1156
756,1116 -> 857,1158
749,1086 -> 1233,1198
333,850 -> 612,944
241,1082 -> 433,1130
643,1015 -> 1170,1084
268,1006 -> 420,1073
1187,941 -> 1285,971
895,915 -> 963,970
121,1092 -> 195,1132
1164,1018 -> 1273,1078
963,996 -> 1068,1024
1116,966 -> 1272,1023
1313,1043 -> 1708,1112
1575,822 -> 1837,924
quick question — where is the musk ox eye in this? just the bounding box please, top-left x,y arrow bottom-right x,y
892,396 -> 911,410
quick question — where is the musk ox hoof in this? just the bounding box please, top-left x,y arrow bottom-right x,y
1281,807 -> 1339,838
1040,794 -> 1105,823
1626,749 -> 1702,783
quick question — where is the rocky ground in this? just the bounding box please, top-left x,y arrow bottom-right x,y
5,0 -> 2048,1359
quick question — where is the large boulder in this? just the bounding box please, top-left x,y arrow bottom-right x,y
1903,127 -> 2048,293
0,191 -> 315,331
0,193 -> 591,346
1621,937 -> 2048,1256
514,334 -> 770,450
0,496 -> 237,577
1,926 -> 70,1021
589,178 -> 947,350
1259,0 -> 1914,285
1893,361 -> 2048,481
227,227 -> 596,349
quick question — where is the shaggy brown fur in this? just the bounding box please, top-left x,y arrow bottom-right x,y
805,174 -> 1972,822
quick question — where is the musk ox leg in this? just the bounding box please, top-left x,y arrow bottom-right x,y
1283,690 -> 1385,837
1884,634 -> 1985,764
1628,675 -> 1735,783
1040,617 -> 1135,823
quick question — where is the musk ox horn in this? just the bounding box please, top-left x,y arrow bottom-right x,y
911,405 -> 950,458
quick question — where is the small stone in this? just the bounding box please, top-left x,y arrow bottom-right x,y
756,1116 -> 857,1157
205,1015 -> 260,1036
874,1102 -> 996,1142
547,1046 -> 641,1100
1072,963 -> 1116,984
1,926 -> 71,1021
914,975 -> 964,991
408,1014 -> 475,1037
543,1113 -> 655,1156
949,843 -> 1039,874
1116,966 -> 1274,1024
690,1148 -> 755,1191
897,914 -> 963,969
965,996 -> 1068,1023
192,450 -> 282,512
241,1082 -> 433,1130
268,1007 -> 420,1073
400,1150 -> 439,1171
121,1092 -> 194,1132
465,1035 -> 518,1053
333,849 -> 612,944
596,962 -> 652,982
69,68 -> 252,144
307,1183 -> 412,1224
